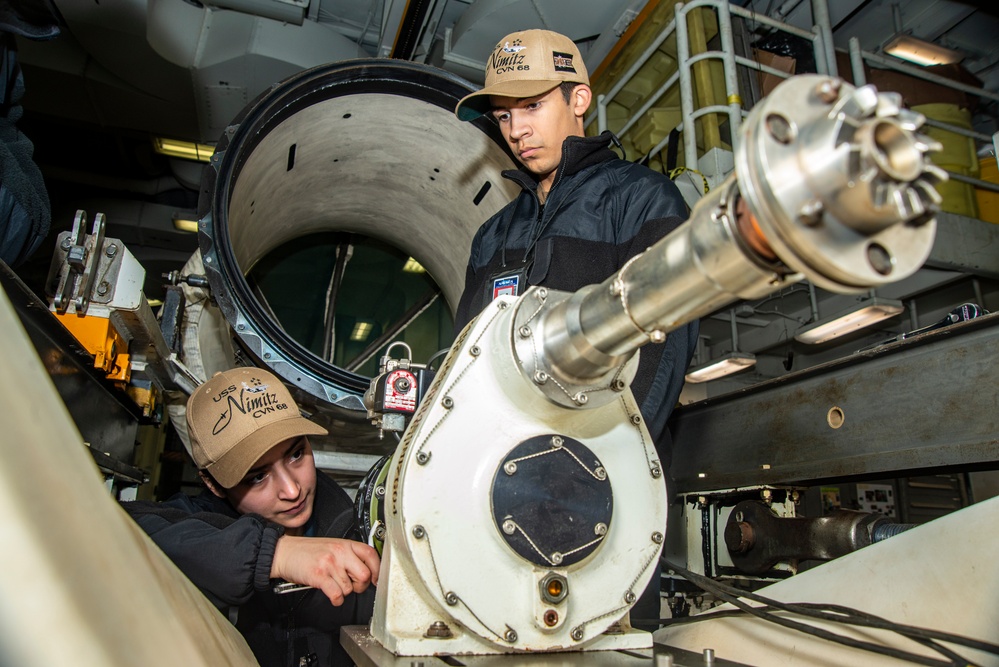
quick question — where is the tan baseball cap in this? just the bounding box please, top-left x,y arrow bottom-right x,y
186,367 -> 327,488
455,29 -> 590,121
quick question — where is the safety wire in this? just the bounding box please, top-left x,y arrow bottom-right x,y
660,559 -> 999,667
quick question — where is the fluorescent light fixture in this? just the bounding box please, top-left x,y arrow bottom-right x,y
684,352 -> 756,384
402,257 -> 426,273
883,34 -> 962,67
794,298 -> 904,345
153,137 -> 215,162
350,321 -> 373,341
172,214 -> 199,233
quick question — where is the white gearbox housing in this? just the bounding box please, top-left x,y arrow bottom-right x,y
370,293 -> 669,656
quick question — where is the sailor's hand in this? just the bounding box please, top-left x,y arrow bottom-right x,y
271,536 -> 380,606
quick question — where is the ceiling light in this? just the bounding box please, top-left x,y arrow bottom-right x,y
402,257 -> 426,273
153,137 -> 215,162
883,34 -> 962,67
172,214 -> 199,233
684,352 -> 757,384
350,321 -> 373,341
794,298 -> 904,345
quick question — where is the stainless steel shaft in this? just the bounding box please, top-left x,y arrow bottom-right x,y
528,75 -> 942,393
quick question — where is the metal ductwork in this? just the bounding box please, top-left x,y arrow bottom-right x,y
196,60 -> 517,437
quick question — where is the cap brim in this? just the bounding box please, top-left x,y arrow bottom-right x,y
455,80 -> 563,121
208,417 -> 327,488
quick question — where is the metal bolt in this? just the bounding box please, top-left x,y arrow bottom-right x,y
96,281 -> 109,296
374,525 -> 386,541
536,288 -> 548,300
649,330 -> 666,344
502,520 -> 516,535
595,523 -> 608,536
651,466 -> 662,479
238,323 -> 245,330
630,414 -> 642,425
797,199 -> 824,227
571,628 -> 584,641
551,436 -> 563,448
533,370 -> 548,385
573,392 -> 588,405
625,591 -> 637,604
470,345 -> 480,356
444,592 -> 458,606
652,531 -> 664,544
703,648 -> 716,664
611,378 -> 626,392
204,256 -> 212,264
424,621 -> 452,638
518,325 -> 532,338
498,302 -> 509,309
504,461 -> 518,475
416,451 -> 430,465
60,238 -> 71,251
264,352 -> 271,359
374,485 -> 385,499
442,396 -> 454,409
594,466 -> 607,481
412,525 -> 426,539
504,629 -> 517,643
815,78 -> 842,103
551,552 -> 564,565
105,243 -> 118,258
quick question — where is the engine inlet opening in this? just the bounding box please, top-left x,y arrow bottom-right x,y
249,232 -> 452,377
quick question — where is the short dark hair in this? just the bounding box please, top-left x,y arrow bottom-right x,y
559,81 -> 579,103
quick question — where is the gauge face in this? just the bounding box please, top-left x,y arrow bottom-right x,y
491,434 -> 613,568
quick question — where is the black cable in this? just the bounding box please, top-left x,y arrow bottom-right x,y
665,560 -> 997,662
657,604 -> 972,666
688,574 -> 999,657
791,602 -> 998,654
662,559 -> 994,667
425,347 -> 448,371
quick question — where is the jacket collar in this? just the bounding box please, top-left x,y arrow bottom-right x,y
503,131 -> 619,193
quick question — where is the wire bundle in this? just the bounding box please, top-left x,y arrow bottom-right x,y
655,559 -> 999,667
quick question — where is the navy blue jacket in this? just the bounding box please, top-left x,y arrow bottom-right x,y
454,132 -> 698,462
124,473 -> 373,666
